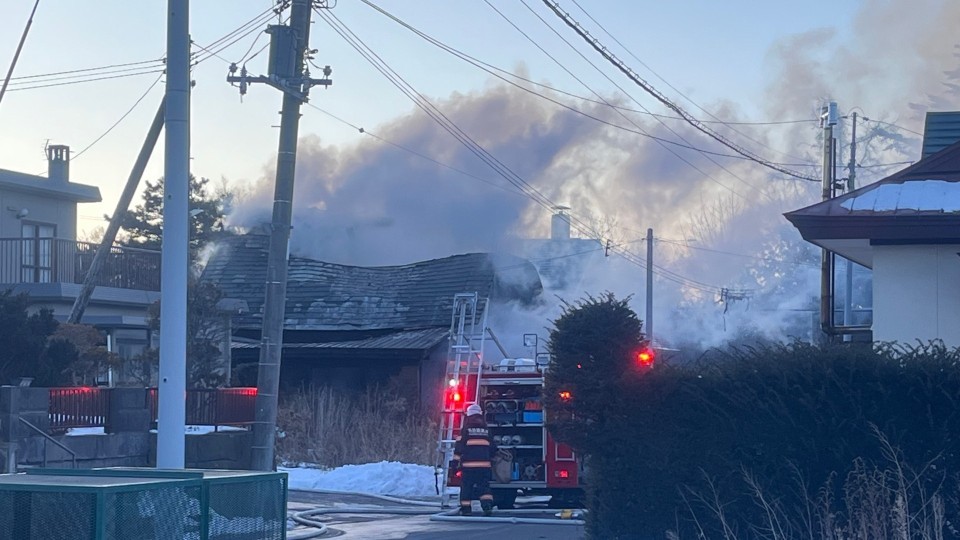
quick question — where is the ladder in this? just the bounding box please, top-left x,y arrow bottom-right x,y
435,292 -> 489,507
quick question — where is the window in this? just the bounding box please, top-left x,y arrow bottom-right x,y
21,223 -> 56,283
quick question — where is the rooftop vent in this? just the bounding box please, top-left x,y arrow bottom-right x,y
46,144 -> 70,182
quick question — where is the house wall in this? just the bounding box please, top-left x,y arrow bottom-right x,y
873,244 -> 960,347
0,191 -> 78,240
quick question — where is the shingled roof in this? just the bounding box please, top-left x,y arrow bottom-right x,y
202,233 -> 543,331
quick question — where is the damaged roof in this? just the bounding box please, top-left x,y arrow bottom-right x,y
230,326 -> 450,351
202,233 -> 543,331
784,138 -> 960,267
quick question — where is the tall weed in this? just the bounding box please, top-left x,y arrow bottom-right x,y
275,384 -> 436,468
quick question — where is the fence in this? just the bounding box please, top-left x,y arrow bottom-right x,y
48,387 -> 257,432
0,237 -> 161,291
147,387 -> 258,428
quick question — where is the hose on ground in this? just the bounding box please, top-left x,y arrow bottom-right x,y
286,488 -> 585,538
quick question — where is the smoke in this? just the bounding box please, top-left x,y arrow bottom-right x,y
229,0 -> 960,351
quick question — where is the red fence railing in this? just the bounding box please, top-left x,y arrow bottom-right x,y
49,387 -> 257,431
49,387 -> 110,429
148,387 -> 258,428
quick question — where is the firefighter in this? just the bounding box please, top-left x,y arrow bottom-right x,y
452,403 -> 497,516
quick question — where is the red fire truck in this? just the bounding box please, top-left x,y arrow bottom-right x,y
442,358 -> 584,509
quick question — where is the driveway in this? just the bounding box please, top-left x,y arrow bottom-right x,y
288,490 -> 587,540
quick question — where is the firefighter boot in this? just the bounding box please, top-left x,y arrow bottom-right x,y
481,500 -> 493,517
459,504 -> 472,516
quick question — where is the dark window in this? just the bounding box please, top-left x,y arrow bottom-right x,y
21,222 -> 56,283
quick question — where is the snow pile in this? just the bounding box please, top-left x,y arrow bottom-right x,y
281,461 -> 438,498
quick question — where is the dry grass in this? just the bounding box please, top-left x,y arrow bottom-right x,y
275,384 -> 437,468
678,427 -> 956,540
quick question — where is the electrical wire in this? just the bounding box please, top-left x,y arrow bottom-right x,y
356,1 -> 761,163
541,0 -> 818,182
317,8 -> 605,243
306,103 -> 526,197
503,0 -> 765,203
568,0 -> 812,164
359,0 -> 797,200
319,6 -> 752,297
655,238 -> 820,268
71,72 -> 164,162
859,116 -> 923,137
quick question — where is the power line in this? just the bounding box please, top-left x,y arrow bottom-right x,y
505,0 -> 768,203
71,73 -> 165,162
305,103 -> 526,197
358,0 -> 767,164
317,7 -> 605,242
541,0 -> 818,182
568,0 -> 812,164
326,3 -> 761,295
7,58 -> 165,83
656,238 -> 821,268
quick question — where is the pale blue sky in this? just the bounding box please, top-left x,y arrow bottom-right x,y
0,1 -> 863,233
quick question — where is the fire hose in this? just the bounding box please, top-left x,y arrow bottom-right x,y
287,488 -> 585,539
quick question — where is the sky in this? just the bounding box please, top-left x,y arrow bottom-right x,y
2,0 -> 959,348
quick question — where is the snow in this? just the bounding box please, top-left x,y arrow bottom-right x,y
281,461 -> 440,498
66,425 -> 248,436
841,179 -> 960,212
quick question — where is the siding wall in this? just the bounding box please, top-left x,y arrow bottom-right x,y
873,244 -> 960,347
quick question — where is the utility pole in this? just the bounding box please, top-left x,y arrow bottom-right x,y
645,228 -> 653,342
227,0 -> 332,471
157,0 -> 190,469
0,0 -> 40,111
68,100 -> 165,324
843,112 -> 857,340
819,102 -> 838,341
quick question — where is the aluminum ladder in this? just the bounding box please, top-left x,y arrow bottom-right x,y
435,292 -> 489,508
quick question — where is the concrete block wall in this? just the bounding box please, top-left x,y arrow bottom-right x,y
0,386 -> 253,472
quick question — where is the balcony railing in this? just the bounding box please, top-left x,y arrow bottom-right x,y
0,237 -> 160,291
48,387 -> 257,431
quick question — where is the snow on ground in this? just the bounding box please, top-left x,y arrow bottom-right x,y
66,426 -> 248,436
281,461 -> 440,498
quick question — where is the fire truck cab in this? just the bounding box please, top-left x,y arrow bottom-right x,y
448,358 -> 584,509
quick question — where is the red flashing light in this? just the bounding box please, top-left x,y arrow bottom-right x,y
445,378 -> 464,409
558,470 -> 569,479
636,348 -> 655,368
558,391 -> 572,401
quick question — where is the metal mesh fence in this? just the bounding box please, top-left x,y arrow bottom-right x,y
0,490 -> 96,540
105,485 -> 203,540
207,477 -> 287,539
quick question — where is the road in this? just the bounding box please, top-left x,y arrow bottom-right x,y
288,490 -> 587,540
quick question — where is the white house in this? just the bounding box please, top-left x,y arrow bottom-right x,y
785,134 -> 960,347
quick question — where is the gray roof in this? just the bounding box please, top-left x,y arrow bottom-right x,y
0,169 -> 100,203
202,234 -> 543,331
231,327 -> 450,351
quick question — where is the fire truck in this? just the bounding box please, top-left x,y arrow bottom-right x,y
436,294 -> 584,509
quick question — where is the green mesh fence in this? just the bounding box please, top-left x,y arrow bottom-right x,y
4,469 -> 287,540
206,476 -> 287,539
0,474 -> 203,540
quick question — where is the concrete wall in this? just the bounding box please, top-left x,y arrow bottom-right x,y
0,386 -> 253,472
873,244 -> 960,347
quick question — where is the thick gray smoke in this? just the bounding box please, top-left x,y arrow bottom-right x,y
229,0 -> 960,351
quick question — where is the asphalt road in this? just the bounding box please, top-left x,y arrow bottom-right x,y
288,490 -> 587,540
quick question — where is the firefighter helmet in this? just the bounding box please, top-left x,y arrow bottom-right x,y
466,403 -> 483,417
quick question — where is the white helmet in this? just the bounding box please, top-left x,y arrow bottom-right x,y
466,403 -> 483,417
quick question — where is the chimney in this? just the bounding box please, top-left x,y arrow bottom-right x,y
47,145 -> 70,182
551,206 -> 571,240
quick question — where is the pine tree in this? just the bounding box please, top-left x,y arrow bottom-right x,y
543,292 -> 645,451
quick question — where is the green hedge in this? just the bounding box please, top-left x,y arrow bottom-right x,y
570,341 -> 960,539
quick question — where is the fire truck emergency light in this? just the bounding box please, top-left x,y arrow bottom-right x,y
636,348 -> 655,368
